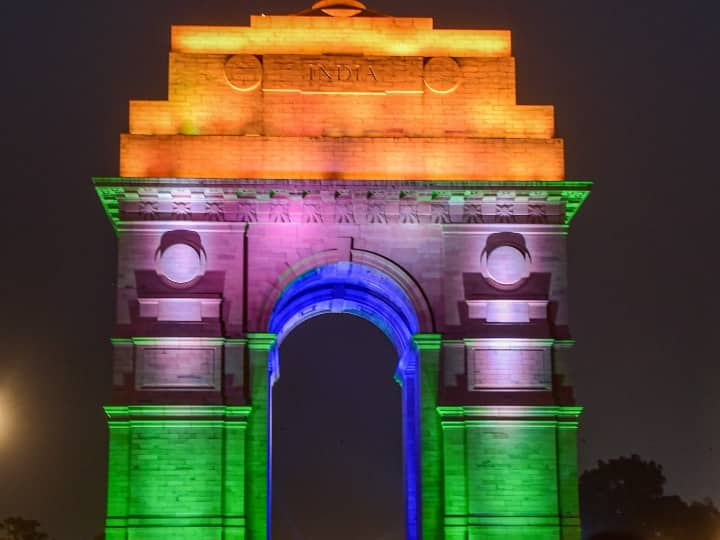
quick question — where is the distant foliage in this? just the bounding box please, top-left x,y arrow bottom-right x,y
0,517 -> 49,540
580,455 -> 720,540
587,534 -> 643,540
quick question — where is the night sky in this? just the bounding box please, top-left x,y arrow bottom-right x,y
0,1 -> 718,539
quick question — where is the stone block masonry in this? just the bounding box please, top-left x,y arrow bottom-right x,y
120,136 -> 564,181
98,2 -> 590,539
122,2 -> 563,182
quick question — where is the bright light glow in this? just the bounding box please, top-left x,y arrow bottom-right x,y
0,390 -> 10,446
171,25 -> 511,58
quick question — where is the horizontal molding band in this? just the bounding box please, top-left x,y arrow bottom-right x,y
462,337 -> 557,347
112,337 -> 249,347
108,420 -> 249,429
106,515 -> 246,528
412,333 -> 443,350
437,405 -> 583,418
441,420 -> 577,428
95,177 -> 591,232
94,177 -> 593,189
247,332 -> 278,350
113,336 -> 573,347
444,515 -> 569,527
104,405 -> 252,420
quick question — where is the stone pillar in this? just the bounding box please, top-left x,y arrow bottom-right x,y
436,220 -> 585,540
105,419 -> 130,540
414,334 -> 443,540
245,333 -> 276,540
224,339 -> 251,540
439,408 -> 468,540
437,405 -> 582,540
557,420 -> 582,540
224,405 -> 253,540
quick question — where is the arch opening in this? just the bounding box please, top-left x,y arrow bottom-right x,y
272,314 -> 403,540
268,261 -> 423,540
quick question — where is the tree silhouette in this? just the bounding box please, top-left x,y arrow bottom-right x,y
580,455 -> 720,540
0,517 -> 49,540
587,534 -> 643,540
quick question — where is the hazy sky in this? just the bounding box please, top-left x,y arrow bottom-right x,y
0,1 -> 718,539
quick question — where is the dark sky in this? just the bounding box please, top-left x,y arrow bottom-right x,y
0,1 -> 718,539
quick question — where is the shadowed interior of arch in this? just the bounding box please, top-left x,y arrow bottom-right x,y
272,314 -> 404,540
267,261 -> 423,540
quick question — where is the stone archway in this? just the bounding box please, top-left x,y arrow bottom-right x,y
98,3 -> 590,539
246,262 -> 434,540
267,261 -> 424,540
243,258 -> 442,540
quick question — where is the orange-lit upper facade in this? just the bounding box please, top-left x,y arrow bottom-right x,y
122,0 -> 564,181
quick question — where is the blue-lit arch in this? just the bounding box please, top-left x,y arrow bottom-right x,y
268,261 -> 422,540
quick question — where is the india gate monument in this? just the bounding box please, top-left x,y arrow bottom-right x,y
95,1 -> 591,538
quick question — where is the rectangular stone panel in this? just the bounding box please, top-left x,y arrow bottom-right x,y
263,55 -> 423,94
136,347 -> 220,390
466,300 -> 549,323
469,348 -> 550,391
138,298 -> 222,322
120,134 -> 565,181
486,301 -> 529,323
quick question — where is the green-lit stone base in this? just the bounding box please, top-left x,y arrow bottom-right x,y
107,526 -> 244,540
445,520 -> 581,540
107,522 -> 245,540
439,406 -> 582,540
103,371 -> 583,540
105,406 -> 251,540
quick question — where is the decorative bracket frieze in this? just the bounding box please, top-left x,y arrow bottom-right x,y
95,178 -> 591,232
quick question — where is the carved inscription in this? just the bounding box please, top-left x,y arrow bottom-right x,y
308,63 -> 378,83
136,347 -> 218,390
263,55 -> 423,94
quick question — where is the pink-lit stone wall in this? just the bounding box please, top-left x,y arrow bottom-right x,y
104,181 -> 578,409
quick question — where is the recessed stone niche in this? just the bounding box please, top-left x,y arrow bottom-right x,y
135,345 -> 220,390
468,346 -> 551,391
481,232 -> 531,290
154,230 -> 207,287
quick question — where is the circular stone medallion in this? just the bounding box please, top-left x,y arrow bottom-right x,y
156,243 -> 205,286
224,55 -> 263,92
423,57 -> 462,94
486,245 -> 529,287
